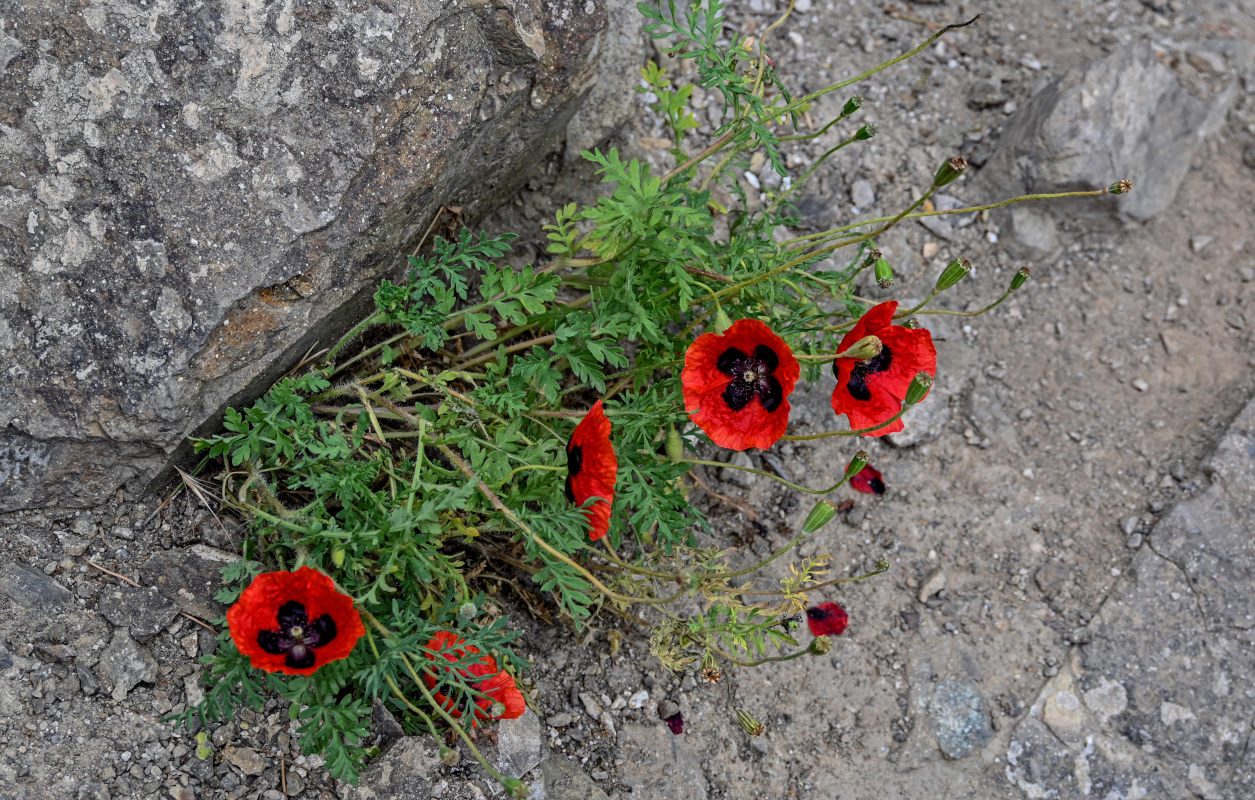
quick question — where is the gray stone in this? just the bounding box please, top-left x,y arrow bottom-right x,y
97,630 -> 158,701
616,723 -> 707,800
564,0 -> 645,163
546,711 -> 574,728
0,561 -> 75,610
495,710 -> 545,780
966,77 -> 1008,110
136,545 -> 237,621
76,784 -> 110,800
1002,206 -> 1060,261
722,450 -> 755,489
0,0 -> 619,513
850,179 -> 875,209
96,585 -> 179,642
223,746 -> 265,777
930,681 -> 992,759
983,43 -> 1236,221
541,757 -> 611,800
338,737 -> 441,800
370,698 -> 406,746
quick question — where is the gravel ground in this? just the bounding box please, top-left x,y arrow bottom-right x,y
3,0 -> 1254,798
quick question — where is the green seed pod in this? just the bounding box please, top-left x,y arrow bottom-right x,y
713,307 -> 734,334
874,256 -> 894,289
439,746 -> 460,766
935,256 -> 972,292
837,334 -> 882,361
933,155 -> 967,187
1107,179 -> 1133,195
905,373 -> 933,405
1010,266 -> 1031,291
331,547 -> 346,568
809,635 -> 833,655
802,499 -> 839,534
736,708 -> 767,737
842,95 -> 863,116
854,124 -> 876,141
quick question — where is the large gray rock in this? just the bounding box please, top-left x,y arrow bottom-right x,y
983,43 -> 1235,225
0,0 -> 625,511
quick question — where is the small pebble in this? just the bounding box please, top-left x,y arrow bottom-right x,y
1132,378 -> 1149,392
546,712 -> 573,728
922,241 -> 940,258
1121,516 -> 1139,536
1126,532 -> 1144,550
1189,235 -> 1214,253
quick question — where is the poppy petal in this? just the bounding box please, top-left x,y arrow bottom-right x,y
850,465 -> 886,495
830,303 -> 935,437
805,601 -> 849,637
566,399 -> 618,541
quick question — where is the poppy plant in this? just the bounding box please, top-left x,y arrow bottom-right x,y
565,399 -> 618,541
682,318 -> 801,451
806,601 -> 849,637
423,631 -> 526,723
831,302 -> 936,437
227,566 -> 365,676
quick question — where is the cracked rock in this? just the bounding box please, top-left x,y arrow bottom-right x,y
96,630 -> 158,701
96,585 -> 179,642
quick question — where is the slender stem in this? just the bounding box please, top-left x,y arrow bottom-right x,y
914,288 -> 1015,317
661,130 -> 738,184
453,334 -> 557,373
680,458 -> 851,495
600,539 -> 677,580
497,463 -> 566,486
766,133 -> 860,215
781,404 -> 910,440
707,641 -> 811,668
734,561 -> 890,595
326,311 -> 385,362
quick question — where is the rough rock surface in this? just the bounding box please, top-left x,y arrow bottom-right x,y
1005,398 -> 1255,798
983,42 -> 1236,223
0,0 -> 614,512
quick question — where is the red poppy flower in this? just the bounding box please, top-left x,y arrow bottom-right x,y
831,302 -> 936,437
681,319 -> 801,451
226,567 -> 365,676
664,711 -> 685,735
850,464 -> 885,495
565,399 -> 617,541
806,601 -> 849,637
423,631 -> 526,723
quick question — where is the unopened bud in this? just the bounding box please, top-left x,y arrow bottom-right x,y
935,256 -> 972,292
665,425 -> 683,464
844,450 -> 869,479
457,602 -> 477,622
490,701 -> 507,719
802,499 -> 839,534
1010,266 -> 1030,291
842,95 -> 862,116
736,708 -> 766,737
854,124 -> 876,141
713,307 -> 734,334
439,746 -> 460,766
933,156 -> 967,188
331,547 -> 346,568
874,256 -> 894,289
905,373 -> 933,405
836,334 -> 882,361
503,778 -> 530,799
901,317 -> 921,329
1107,179 -> 1133,195
809,635 -> 833,655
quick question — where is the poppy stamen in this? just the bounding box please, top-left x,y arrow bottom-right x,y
716,345 -> 782,412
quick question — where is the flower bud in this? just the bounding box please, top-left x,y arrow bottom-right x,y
490,701 -> 507,719
901,317 -> 921,329
842,95 -> 862,116
905,373 -> 933,405
1009,266 -> 1030,291
331,547 -> 346,568
835,334 -> 882,361
935,256 -> 972,292
802,499 -> 839,534
809,635 -> 833,655
665,425 -> 684,464
439,746 -> 460,766
503,778 -> 530,799
457,602 -> 477,622
713,307 -> 734,334
854,124 -> 876,140
1107,179 -> 1133,195
874,256 -> 893,289
844,449 -> 869,479
736,708 -> 766,737
933,156 -> 967,188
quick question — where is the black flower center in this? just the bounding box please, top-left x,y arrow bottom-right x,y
564,444 -> 584,502
716,345 -> 783,412
257,601 -> 338,669
842,344 -> 894,401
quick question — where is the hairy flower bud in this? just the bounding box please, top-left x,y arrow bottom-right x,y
874,256 -> 894,289
665,425 -> 683,464
736,708 -> 766,737
835,334 -> 882,361
854,124 -> 876,141
439,746 -> 460,766
713,307 -> 734,334
331,547 -> 346,568
933,156 -> 967,188
1010,266 -> 1031,291
842,95 -> 862,116
844,450 -> 869,479
457,602 -> 477,623
1107,179 -> 1133,195
935,256 -> 972,292
802,499 -> 839,534
503,778 -> 530,799
905,373 -> 933,405
809,635 -> 833,655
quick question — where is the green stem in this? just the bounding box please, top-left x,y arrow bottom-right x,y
707,642 -> 811,668
680,458 -> 851,496
781,403 -> 910,440
734,560 -> 890,595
